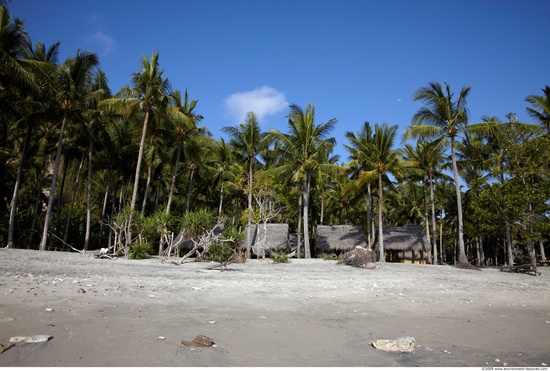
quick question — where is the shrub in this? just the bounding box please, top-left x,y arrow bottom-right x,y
209,243 -> 234,262
129,241 -> 152,260
270,250 -> 290,264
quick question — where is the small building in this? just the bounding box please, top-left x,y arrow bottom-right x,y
244,223 -> 289,257
316,225 -> 367,257
377,225 -> 429,263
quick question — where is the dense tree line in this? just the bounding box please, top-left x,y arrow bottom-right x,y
1,5 -> 549,266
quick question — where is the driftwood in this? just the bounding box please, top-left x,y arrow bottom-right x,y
500,263 -> 540,276
95,247 -> 118,259
338,246 -> 376,268
181,335 -> 215,347
371,337 -> 416,352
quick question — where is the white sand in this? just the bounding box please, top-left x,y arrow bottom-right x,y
0,248 -> 549,367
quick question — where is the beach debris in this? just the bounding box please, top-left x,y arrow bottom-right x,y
95,247 -> 118,260
181,335 -> 215,347
0,343 -> 15,354
77,287 -> 86,294
45,308 -> 54,312
370,337 -> 416,352
158,336 -> 166,340
208,320 -> 217,324
192,287 -> 203,291
338,247 -> 377,269
9,335 -> 53,343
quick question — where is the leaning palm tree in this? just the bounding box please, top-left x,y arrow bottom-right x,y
0,5 -> 42,93
525,85 -> 550,132
99,51 -> 171,253
404,82 -> 471,264
5,37 -> 60,249
221,112 -> 267,258
269,103 -> 337,258
39,50 -> 103,251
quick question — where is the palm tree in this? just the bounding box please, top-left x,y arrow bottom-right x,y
99,51 -> 171,253
402,140 -> 448,264
5,37 -> 60,248
525,85 -> 550,132
165,89 -> 204,214
368,123 -> 401,262
404,82 -> 471,264
0,5 -> 42,93
39,50 -> 102,251
222,112 -> 266,258
344,122 -> 378,245
269,103 -> 337,258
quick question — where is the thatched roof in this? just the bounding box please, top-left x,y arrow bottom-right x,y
377,225 -> 428,252
316,225 -> 366,252
244,223 -> 289,252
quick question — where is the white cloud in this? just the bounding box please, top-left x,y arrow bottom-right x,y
90,30 -> 117,55
224,86 -> 288,123
85,13 -> 118,56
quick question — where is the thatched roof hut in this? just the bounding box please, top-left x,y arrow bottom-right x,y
316,225 -> 367,256
244,223 -> 289,257
377,225 -> 429,263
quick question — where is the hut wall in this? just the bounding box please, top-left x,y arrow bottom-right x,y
379,225 -> 429,264
244,223 -> 289,253
316,225 -> 367,255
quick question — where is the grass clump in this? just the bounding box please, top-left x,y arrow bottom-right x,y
270,250 -> 290,264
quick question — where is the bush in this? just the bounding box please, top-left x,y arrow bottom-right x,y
129,241 -> 152,260
270,250 -> 290,264
179,210 -> 217,236
221,226 -> 244,249
209,243 -> 234,262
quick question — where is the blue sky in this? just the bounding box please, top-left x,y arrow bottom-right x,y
8,0 -> 550,162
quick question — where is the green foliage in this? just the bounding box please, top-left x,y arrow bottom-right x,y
270,250 -> 290,263
178,210 -> 216,235
221,225 -> 244,248
209,243 -> 234,262
129,241 -> 152,260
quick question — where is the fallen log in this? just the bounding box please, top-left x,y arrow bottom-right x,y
500,263 -> 540,276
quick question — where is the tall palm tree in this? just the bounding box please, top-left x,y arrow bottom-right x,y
5,38 -> 60,248
165,89 -> 203,214
368,123 -> 401,262
269,103 -> 337,258
525,85 -> 550,132
402,140 -> 448,264
404,82 -> 471,264
0,5 -> 40,93
99,51 -> 171,253
39,50 -> 102,250
222,112 -> 266,258
344,122 -> 376,246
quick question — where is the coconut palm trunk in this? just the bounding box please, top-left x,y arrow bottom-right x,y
166,147 -> 180,214
450,137 -> 468,264
84,141 -> 93,251
303,171 -> 312,258
7,126 -> 31,248
377,170 -> 385,262
40,113 -> 68,251
126,108 -> 150,253
64,152 -> 85,243
429,172 -> 438,264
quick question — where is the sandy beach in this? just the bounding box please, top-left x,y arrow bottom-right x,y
0,248 -> 549,367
